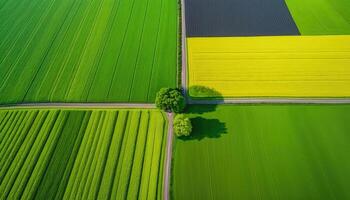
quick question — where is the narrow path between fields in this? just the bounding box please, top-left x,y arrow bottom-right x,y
181,0 -> 188,99
162,0 -> 188,199
0,103 -> 155,109
188,98 -> 350,104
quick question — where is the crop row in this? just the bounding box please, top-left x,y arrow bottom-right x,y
0,109 -> 167,199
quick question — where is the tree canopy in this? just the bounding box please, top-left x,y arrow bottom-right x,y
173,114 -> 192,137
155,88 -> 185,113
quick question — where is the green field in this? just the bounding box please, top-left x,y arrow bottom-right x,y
286,0 -> 350,34
0,0 -> 177,104
0,109 -> 167,199
173,105 -> 350,199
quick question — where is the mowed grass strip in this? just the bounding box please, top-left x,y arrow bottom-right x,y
173,105 -> 350,200
0,0 -> 177,104
188,36 -> 350,98
285,0 -> 350,35
0,109 -> 168,199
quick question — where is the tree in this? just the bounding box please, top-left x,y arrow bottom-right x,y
155,88 -> 185,113
173,114 -> 192,137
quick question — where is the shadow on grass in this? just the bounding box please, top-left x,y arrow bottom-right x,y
189,85 -> 223,100
179,117 -> 227,141
185,104 -> 218,114
187,85 -> 224,113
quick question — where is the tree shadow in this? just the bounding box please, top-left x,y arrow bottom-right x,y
179,117 -> 227,141
185,104 -> 218,114
186,85 -> 224,113
188,85 -> 224,100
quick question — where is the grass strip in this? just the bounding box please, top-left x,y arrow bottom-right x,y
156,114 -> 168,200
115,110 -> 141,199
147,112 -> 165,200
109,111 -> 133,198
0,111 -> 38,177
81,111 -> 117,199
74,111 -> 106,198
33,111 -> 87,199
127,111 -> 150,200
97,110 -> 128,199
0,111 -> 27,159
21,111 -> 69,199
0,111 -> 12,138
62,111 -> 101,199
138,111 -> 158,199
0,111 -> 8,125
84,111 -> 117,199
3,110 -> 58,199
0,110 -> 47,188
53,111 -> 91,200
0,111 -> 21,150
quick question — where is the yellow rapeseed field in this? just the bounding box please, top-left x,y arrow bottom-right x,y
188,36 -> 350,97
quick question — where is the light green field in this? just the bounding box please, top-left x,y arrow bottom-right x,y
286,0 -> 350,34
0,0 -> 177,104
173,105 -> 350,200
0,109 -> 167,199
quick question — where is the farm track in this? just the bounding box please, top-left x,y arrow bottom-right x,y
0,103 -> 155,110
188,98 -> 350,104
181,0 -> 188,98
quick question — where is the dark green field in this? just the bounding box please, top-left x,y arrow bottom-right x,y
0,0 -> 177,104
173,105 -> 350,199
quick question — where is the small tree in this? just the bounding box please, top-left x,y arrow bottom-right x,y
173,114 -> 192,137
155,88 -> 185,113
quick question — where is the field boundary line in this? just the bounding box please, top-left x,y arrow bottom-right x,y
0,103 -> 156,110
180,0 -> 188,100
188,98 -> 350,104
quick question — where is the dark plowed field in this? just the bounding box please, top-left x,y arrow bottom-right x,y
185,0 -> 300,37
